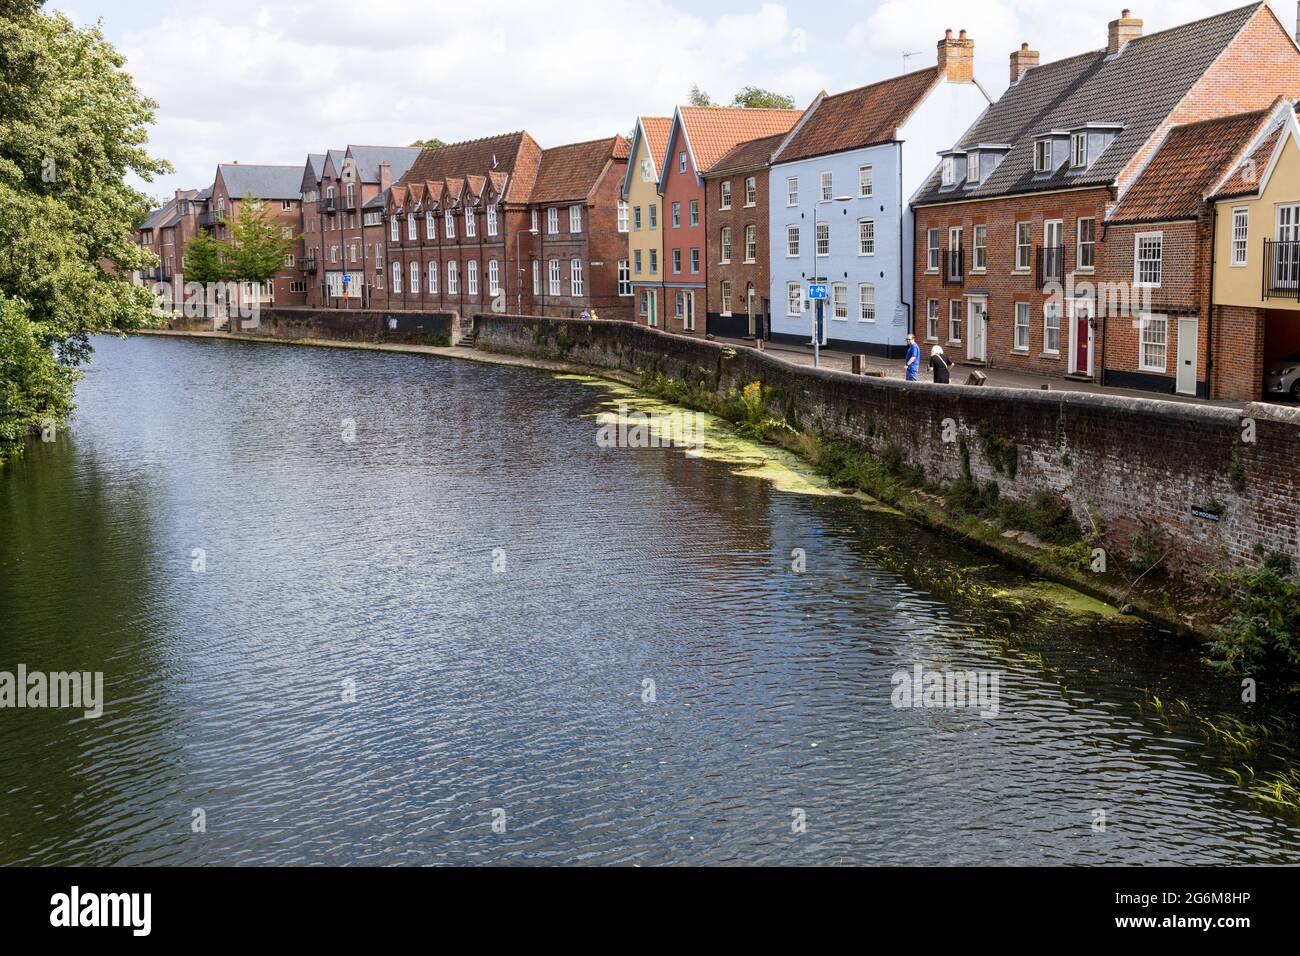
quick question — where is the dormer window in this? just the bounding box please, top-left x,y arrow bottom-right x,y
1071,132 -> 1087,168
966,151 -> 980,184
1034,139 -> 1052,173
941,156 -> 956,186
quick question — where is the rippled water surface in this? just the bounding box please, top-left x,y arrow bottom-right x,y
2,335 -> 1299,866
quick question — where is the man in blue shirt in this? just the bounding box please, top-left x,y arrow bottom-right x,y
904,333 -> 920,382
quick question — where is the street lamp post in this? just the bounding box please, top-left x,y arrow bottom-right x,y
516,226 -> 538,315
810,195 -> 854,368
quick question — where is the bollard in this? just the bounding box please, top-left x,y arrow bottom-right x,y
966,370 -> 988,386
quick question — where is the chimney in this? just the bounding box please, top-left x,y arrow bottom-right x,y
379,161 -> 392,192
1010,42 -> 1040,84
937,28 -> 975,83
1107,9 -> 1143,55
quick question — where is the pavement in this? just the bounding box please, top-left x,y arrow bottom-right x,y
713,335 -> 1253,408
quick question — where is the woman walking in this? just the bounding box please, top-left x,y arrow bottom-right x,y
930,344 -> 954,384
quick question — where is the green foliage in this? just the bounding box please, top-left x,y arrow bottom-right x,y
996,491 -> 1083,545
976,419 -> 1019,479
182,229 -> 225,284
1051,540 -> 1094,572
221,194 -> 298,285
1229,458 -> 1247,493
688,85 -> 714,107
1207,555 -> 1300,680
1129,522 -> 1169,574
0,2 -> 170,458
730,86 -> 796,109
409,137 -> 447,149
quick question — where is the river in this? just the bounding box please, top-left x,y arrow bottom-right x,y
1,334 -> 1298,865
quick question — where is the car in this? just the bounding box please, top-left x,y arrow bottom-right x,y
1264,350 -> 1300,401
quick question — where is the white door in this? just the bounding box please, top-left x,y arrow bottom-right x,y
684,291 -> 696,332
967,298 -> 987,363
1176,317 -> 1198,395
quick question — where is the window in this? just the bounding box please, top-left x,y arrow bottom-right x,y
926,299 -> 940,341
428,260 -> 439,294
859,165 -> 873,198
447,260 -> 458,294
466,259 -> 478,295
973,224 -> 987,271
671,202 -> 681,228
425,211 -> 435,238
1231,207 -> 1249,266
1043,302 -> 1061,354
641,159 -> 651,182
390,217 -> 399,242
787,225 -> 800,257
548,259 -> 561,295
569,206 -> 581,233
816,222 -> 829,257
720,279 -> 732,315
858,284 -> 875,323
786,177 -> 798,206
674,292 -> 683,318
720,227 -> 732,264
488,259 -> 500,295
391,261 -> 402,293
640,290 -> 648,315
487,204 -> 498,236
410,260 -> 420,294
690,248 -> 700,273
720,181 -> 732,209
858,219 -> 875,256
927,229 -> 941,271
284,253 -> 295,267
744,177 -> 756,207
617,259 -> 631,296
672,249 -> 681,273
648,204 -> 657,228
966,152 -> 979,184
820,171 -> 833,201
1077,217 -> 1096,270
1139,314 -> 1168,371
1015,222 -> 1032,271
282,199 -> 294,211
617,201 -> 629,233
570,259 -> 583,296
949,300 -> 962,342
649,249 -> 658,274
633,206 -> 642,230
744,225 -> 756,263
445,209 -> 455,239
289,280 -> 306,293
941,156 -> 955,186
689,200 -> 699,226
547,207 -> 559,234
831,282 -> 848,320
947,227 -> 962,279
531,209 -> 539,232
465,206 -> 476,238
634,249 -> 643,274
678,151 -> 686,174
407,213 -> 417,240
1135,233 -> 1162,286
532,260 -> 539,295
1034,139 -> 1052,173
1071,132 -> 1087,168
1014,302 -> 1030,352
787,283 -> 802,316
330,244 -> 338,264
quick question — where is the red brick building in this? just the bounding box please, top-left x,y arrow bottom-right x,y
911,4 -> 1300,398
702,132 -> 787,338
209,162 -> 309,308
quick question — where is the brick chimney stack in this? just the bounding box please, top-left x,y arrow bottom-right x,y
379,161 -> 391,193
937,28 -> 975,83
1010,42 -> 1039,84
1107,9 -> 1143,55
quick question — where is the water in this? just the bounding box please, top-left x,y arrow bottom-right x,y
1,334 -> 1298,866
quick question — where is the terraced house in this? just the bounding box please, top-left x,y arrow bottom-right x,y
622,116 -> 672,328
208,162 -> 308,308
911,4 -> 1300,398
768,29 -> 990,355
135,186 -> 210,307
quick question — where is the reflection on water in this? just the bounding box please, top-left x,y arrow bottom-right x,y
1,334 -> 1298,865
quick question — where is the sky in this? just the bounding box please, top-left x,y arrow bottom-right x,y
51,0 -> 1296,198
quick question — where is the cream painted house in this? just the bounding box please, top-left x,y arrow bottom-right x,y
621,116 -> 672,328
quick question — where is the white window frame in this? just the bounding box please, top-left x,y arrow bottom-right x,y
1015,222 -> 1032,272
1134,232 -> 1163,287
1034,139 -> 1052,173
720,226 -> 731,264
464,205 -> 476,238
689,199 -> 699,227
390,217 -> 399,242
858,218 -> 875,257
488,258 -> 500,296
857,283 -> 875,323
410,259 -> 420,293
570,259 -> 584,296
447,260 -> 459,294
927,229 -> 940,272
744,224 -> 756,264
941,156 -> 955,186
820,171 -> 833,201
720,279 -> 732,316
831,282 -> 848,320
445,209 -> 455,239
428,260 -> 439,294
487,204 -> 498,236
744,176 -> 756,207
547,207 -> 559,234
548,258 -> 561,296
425,210 -> 435,238
1013,302 -> 1030,352
972,224 -> 987,271
786,225 -> 800,258
948,300 -> 962,344
617,200 -> 629,233
617,259 -> 632,296
1077,217 -> 1096,271
569,206 -> 581,234
786,177 -> 798,207
1138,313 -> 1168,372
859,165 -> 873,198
816,222 -> 829,257
787,282 -> 802,316
532,260 -> 540,295
1071,132 -> 1087,168
406,213 -> 416,240
391,260 -> 401,293
1230,207 -> 1249,266
1043,302 -> 1061,355
926,299 -> 939,341
966,151 -> 979,184
466,258 -> 478,295
634,249 -> 642,274
720,180 -> 732,210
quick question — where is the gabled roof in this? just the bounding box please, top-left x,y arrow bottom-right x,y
620,115 -> 672,199
218,163 -> 304,201
705,131 -> 788,176
914,3 -> 1265,205
668,106 -> 803,179
396,131 -> 541,203
531,135 -> 629,204
1110,108 -> 1271,223
1212,102 -> 1300,199
773,68 -> 940,165
345,145 -> 423,184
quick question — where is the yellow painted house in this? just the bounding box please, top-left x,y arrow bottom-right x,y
621,116 -> 672,328
1212,100 -> 1300,400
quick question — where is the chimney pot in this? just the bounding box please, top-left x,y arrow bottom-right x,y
1107,8 -> 1143,55
937,28 -> 975,84
1010,42 -> 1040,84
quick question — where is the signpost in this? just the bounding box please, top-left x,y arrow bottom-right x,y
808,283 -> 827,368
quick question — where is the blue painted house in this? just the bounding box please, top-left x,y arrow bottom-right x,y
768,30 -> 991,356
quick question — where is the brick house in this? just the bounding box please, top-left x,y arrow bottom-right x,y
657,106 -> 803,335
528,135 -> 633,321
135,186 -> 208,302
702,132 -> 787,339
911,4 -> 1300,396
300,145 -> 421,308
209,162 -> 309,308
622,116 -> 672,328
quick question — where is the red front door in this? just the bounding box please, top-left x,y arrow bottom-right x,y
1075,312 -> 1090,374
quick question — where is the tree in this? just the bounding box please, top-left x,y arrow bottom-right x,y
0,0 -> 170,459
181,229 -> 226,284
688,84 -> 715,107
730,86 -> 796,109
221,194 -> 298,286
409,137 -> 447,149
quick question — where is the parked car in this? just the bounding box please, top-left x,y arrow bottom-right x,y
1264,350 -> 1300,401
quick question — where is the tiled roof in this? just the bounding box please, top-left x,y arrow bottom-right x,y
914,3 -> 1262,205
346,145 -> 423,184
774,68 -> 939,165
305,153 -> 326,180
530,135 -> 629,203
1214,122 -> 1286,198
218,163 -> 304,201
1111,109 -> 1269,223
705,131 -> 788,176
640,117 -> 673,175
677,106 -> 804,173
397,131 -> 541,203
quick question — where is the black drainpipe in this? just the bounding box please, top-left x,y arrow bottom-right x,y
1206,204 -> 1219,398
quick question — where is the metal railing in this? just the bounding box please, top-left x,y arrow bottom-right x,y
943,246 -> 964,286
1263,239 -> 1300,301
1035,244 -> 1066,289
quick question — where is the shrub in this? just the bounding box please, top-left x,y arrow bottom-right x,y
1207,555 -> 1300,680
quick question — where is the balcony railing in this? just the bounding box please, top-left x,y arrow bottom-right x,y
197,211 -> 219,228
1263,239 -> 1300,302
943,246 -> 964,286
343,195 -> 357,210
1035,244 -> 1066,290
323,197 -> 337,213
303,257 -> 318,273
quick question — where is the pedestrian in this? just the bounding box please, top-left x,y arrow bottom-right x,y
930,344 -> 954,384
904,333 -> 920,382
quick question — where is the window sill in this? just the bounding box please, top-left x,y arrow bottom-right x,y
1075,267 -> 1094,274
1012,268 -> 1031,275
947,339 -> 962,346
1040,351 -> 1060,359
1011,348 -> 1029,355
1139,366 -> 1167,375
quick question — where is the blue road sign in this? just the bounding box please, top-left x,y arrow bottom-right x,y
342,274 -> 351,285
807,283 -> 827,300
